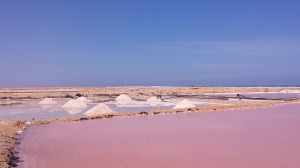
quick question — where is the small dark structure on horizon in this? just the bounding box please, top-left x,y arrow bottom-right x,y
76,93 -> 83,97
139,111 -> 148,115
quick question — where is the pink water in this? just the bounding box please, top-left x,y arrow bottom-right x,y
17,104 -> 300,168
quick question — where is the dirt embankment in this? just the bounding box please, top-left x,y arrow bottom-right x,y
33,100 -> 299,125
0,120 -> 27,168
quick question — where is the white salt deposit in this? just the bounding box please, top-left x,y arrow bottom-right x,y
62,99 -> 87,108
77,97 -> 88,101
25,121 -> 33,125
84,103 -> 115,116
16,130 -> 23,136
76,97 -> 91,103
147,96 -> 161,102
38,98 -> 57,105
173,99 -> 196,109
115,94 -> 132,101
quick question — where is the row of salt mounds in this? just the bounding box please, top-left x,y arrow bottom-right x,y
115,94 -> 132,102
84,103 -> 115,116
38,98 -> 57,105
62,99 -> 87,108
147,96 -> 161,102
173,99 -> 196,109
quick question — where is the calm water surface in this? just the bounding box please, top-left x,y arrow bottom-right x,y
0,99 -> 177,120
17,103 -> 300,168
242,93 -> 300,99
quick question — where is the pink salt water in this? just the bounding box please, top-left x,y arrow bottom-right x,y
18,104 -> 300,168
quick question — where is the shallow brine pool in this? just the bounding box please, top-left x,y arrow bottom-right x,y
17,103 -> 300,168
0,99 -> 207,120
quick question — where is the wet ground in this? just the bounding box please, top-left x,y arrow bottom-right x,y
242,93 -> 300,99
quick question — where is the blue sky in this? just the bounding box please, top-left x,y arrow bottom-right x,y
1,0 -> 300,87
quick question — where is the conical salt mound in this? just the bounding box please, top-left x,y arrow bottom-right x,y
62,99 -> 87,108
115,94 -> 132,101
76,97 -> 91,103
84,103 -> 115,116
173,99 -> 196,109
39,98 -> 57,105
147,96 -> 161,102
77,97 -> 88,101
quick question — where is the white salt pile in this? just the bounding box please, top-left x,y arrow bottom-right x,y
40,104 -> 54,109
77,97 -> 88,101
38,98 -> 57,105
173,99 -> 196,109
147,96 -> 161,102
62,99 -> 87,108
115,94 -> 132,101
84,103 -> 115,116
76,97 -> 91,103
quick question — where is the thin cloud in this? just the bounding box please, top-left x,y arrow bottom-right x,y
140,38 -> 300,57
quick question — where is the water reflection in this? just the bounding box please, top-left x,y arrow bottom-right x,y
40,104 -> 56,109
1,99 -> 211,120
63,107 -> 86,115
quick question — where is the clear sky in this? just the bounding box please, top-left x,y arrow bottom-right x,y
1,0 -> 300,87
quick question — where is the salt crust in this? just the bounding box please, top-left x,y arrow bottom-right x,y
115,94 -> 132,101
76,97 -> 91,103
38,98 -> 57,105
84,103 -> 115,116
147,96 -> 161,102
77,97 -> 88,101
173,99 -> 196,109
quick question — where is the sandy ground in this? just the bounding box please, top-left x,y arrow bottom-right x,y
0,121 -> 27,168
0,86 -> 300,167
1,86 -> 300,100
